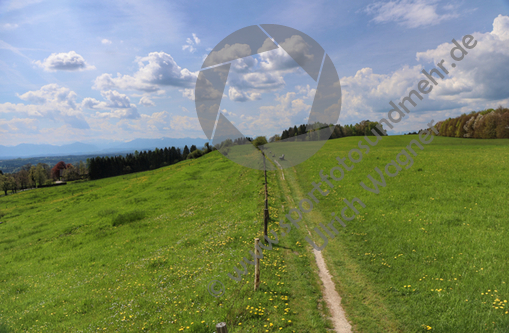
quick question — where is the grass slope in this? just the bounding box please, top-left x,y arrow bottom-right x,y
284,135 -> 509,332
0,152 -> 330,332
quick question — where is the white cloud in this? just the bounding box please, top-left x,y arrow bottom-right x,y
416,14 -> 509,101
221,108 -> 236,117
0,118 -> 37,133
204,43 -> 252,66
170,115 -> 201,131
93,73 -> 160,93
101,39 -> 112,45
93,52 -> 196,92
180,88 -> 195,100
34,51 -> 96,71
296,84 -> 316,99
234,91 -> 311,136
228,86 -> 261,102
94,107 -> 140,120
192,33 -> 200,45
365,0 -> 459,28
182,44 -> 196,53
259,35 -> 310,72
82,90 -> 133,109
0,84 -> 89,129
223,43 -> 308,102
336,15 -> 509,132
82,90 -> 140,120
182,33 -> 201,53
139,96 -> 155,107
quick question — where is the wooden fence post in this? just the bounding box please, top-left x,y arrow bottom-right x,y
216,322 -> 228,333
254,238 -> 261,291
263,152 -> 269,242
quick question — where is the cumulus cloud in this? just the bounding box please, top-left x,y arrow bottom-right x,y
0,118 -> 37,133
233,91 -> 311,135
81,90 -> 140,120
170,114 -> 201,131
365,0 -> 459,28
180,88 -> 195,100
221,109 -> 236,117
416,14 -> 509,101
336,15 -> 509,132
139,96 -> 155,106
94,107 -> 140,120
34,51 -> 96,71
228,86 -> 261,102
259,35 -> 311,72
296,84 -> 316,99
0,84 -> 89,129
222,40 -> 311,102
82,90 -> 133,109
93,52 -> 197,92
204,43 -> 252,66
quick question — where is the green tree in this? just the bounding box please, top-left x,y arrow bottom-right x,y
0,175 -> 13,195
252,136 -> 268,149
30,164 -> 48,187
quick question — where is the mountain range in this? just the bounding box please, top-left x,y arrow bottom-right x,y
0,137 -> 209,159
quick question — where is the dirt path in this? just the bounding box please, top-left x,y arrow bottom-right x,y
275,163 -> 352,333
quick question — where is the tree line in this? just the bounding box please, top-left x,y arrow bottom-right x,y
435,106 -> 509,139
0,161 -> 85,196
272,120 -> 386,142
87,143 -> 214,180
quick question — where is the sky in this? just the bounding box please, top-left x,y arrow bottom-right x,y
1,0 -> 509,146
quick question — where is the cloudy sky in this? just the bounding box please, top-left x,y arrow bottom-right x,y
1,0 -> 509,146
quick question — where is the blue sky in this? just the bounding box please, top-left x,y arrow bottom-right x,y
1,0 -> 509,146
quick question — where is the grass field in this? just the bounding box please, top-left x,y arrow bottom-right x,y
0,153 -> 332,332
1,135 -> 508,332
279,135 -> 509,332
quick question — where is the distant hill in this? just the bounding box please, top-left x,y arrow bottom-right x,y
0,137 -> 209,159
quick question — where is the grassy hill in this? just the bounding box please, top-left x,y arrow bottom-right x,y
279,135 -> 509,332
1,135 -> 508,332
0,152 -> 330,332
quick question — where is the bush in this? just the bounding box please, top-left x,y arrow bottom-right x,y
112,210 -> 146,226
252,136 -> 268,149
187,149 -> 203,159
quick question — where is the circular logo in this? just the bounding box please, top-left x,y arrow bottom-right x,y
207,279 -> 225,298
195,25 -> 341,170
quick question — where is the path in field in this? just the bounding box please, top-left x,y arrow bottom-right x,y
274,161 -> 352,333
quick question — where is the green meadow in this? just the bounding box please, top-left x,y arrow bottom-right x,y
282,135 -> 509,332
1,135 -> 508,332
0,153 -> 330,332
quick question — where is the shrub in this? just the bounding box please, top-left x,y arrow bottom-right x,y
187,149 -> 203,159
112,210 -> 145,226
